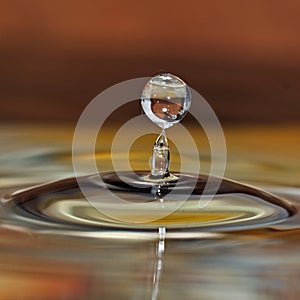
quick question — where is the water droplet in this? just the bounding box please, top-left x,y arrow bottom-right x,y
141,73 -> 191,129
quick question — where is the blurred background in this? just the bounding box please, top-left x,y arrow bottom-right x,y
0,0 -> 299,124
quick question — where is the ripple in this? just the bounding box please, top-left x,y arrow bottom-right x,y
1,171 -> 296,238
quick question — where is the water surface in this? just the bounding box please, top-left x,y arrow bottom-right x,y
1,124 -> 300,299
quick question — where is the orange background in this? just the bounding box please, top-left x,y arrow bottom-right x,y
1,0 -> 299,123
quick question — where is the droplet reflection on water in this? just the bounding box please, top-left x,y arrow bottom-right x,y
2,171 -> 296,238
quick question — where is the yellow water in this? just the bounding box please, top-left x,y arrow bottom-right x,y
1,123 -> 300,299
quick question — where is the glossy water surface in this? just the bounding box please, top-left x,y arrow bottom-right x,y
1,124 -> 300,299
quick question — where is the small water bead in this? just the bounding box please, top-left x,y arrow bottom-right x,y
141,73 -> 191,129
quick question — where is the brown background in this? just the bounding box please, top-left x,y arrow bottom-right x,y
0,0 -> 299,123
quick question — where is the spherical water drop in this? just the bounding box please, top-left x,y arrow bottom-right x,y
141,73 -> 191,129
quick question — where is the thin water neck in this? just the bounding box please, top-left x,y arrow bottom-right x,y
150,130 -> 170,179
